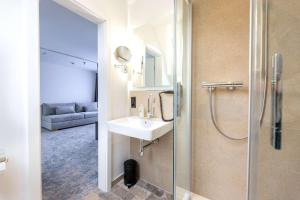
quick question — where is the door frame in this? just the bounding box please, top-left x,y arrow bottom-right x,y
247,0 -> 270,199
29,1 -> 113,198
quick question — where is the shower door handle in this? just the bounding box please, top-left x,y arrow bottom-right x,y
271,53 -> 283,150
176,82 -> 182,117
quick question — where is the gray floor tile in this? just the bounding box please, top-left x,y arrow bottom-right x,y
102,179 -> 172,200
145,183 -> 164,197
145,194 -> 163,200
112,185 -> 135,200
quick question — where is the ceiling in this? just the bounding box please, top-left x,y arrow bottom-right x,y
40,0 -> 98,62
128,0 -> 174,28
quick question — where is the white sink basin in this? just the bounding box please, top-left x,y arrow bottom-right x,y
106,116 -> 173,141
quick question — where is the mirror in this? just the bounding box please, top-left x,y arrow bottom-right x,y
114,46 -> 132,63
128,0 -> 174,89
114,46 -> 132,73
144,46 -> 163,87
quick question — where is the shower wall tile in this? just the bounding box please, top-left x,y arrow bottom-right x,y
129,90 -> 173,193
191,0 -> 249,199
257,128 -> 300,200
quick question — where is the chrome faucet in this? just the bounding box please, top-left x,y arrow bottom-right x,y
147,94 -> 155,118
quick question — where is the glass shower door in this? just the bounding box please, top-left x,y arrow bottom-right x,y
248,0 -> 300,199
174,0 -> 192,199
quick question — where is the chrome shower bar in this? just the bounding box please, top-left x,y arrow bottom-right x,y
202,81 -> 244,90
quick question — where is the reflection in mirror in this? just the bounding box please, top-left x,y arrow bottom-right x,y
145,46 -> 163,87
128,0 -> 174,89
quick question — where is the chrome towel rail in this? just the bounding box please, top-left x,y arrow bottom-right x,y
202,81 -> 243,90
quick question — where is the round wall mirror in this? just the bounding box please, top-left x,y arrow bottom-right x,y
114,46 -> 132,63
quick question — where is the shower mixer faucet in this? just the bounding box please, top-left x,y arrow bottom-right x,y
201,81 -> 247,141
202,81 -> 243,91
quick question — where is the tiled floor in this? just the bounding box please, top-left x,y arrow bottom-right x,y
84,179 -> 172,200
175,186 -> 211,200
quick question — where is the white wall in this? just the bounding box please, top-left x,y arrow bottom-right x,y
0,1 -> 41,200
40,0 -> 97,104
40,61 -> 96,103
40,0 -> 98,61
0,0 -> 130,199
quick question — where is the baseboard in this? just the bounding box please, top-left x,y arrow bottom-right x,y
112,173 -> 124,186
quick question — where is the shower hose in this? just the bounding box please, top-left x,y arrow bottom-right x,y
208,88 -> 248,141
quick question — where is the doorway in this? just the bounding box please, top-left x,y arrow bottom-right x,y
39,0 -> 105,199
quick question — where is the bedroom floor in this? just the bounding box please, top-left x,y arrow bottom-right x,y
42,124 -> 172,200
42,124 -> 98,200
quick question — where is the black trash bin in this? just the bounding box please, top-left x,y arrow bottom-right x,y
124,159 -> 138,188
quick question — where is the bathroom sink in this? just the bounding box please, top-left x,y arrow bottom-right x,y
106,116 -> 173,141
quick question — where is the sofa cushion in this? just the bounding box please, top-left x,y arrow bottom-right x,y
75,103 -> 86,112
76,102 -> 97,112
42,113 -> 84,123
84,104 -> 98,112
42,103 -> 75,116
56,106 -> 75,115
84,112 -> 98,119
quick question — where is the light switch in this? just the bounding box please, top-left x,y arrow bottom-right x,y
131,97 -> 136,108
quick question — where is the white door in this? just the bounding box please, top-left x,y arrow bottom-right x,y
0,1 -> 41,200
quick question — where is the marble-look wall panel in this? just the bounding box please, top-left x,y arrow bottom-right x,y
256,1 -> 300,199
191,0 -> 249,199
129,90 -> 173,193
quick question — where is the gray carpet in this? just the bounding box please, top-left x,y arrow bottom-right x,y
42,124 -> 98,200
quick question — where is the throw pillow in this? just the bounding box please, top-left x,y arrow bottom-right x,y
84,103 -> 97,112
56,106 -> 75,115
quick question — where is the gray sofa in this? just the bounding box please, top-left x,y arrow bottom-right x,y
41,102 -> 98,131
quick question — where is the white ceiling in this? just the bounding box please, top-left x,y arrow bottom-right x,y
128,0 -> 174,28
40,0 -> 98,62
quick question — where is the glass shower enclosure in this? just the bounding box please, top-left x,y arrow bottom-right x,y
174,0 -> 300,199
248,0 -> 300,199
174,0 -> 192,199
